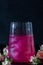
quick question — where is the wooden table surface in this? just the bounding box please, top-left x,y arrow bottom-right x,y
11,62 -> 43,65
11,62 -> 32,65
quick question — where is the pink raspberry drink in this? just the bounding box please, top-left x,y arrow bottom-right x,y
8,22 -> 35,62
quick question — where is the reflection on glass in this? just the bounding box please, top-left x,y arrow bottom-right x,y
8,22 -> 35,62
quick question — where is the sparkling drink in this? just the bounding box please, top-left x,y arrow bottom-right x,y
8,22 -> 35,62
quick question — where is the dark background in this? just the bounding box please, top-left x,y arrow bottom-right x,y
0,0 -> 43,53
